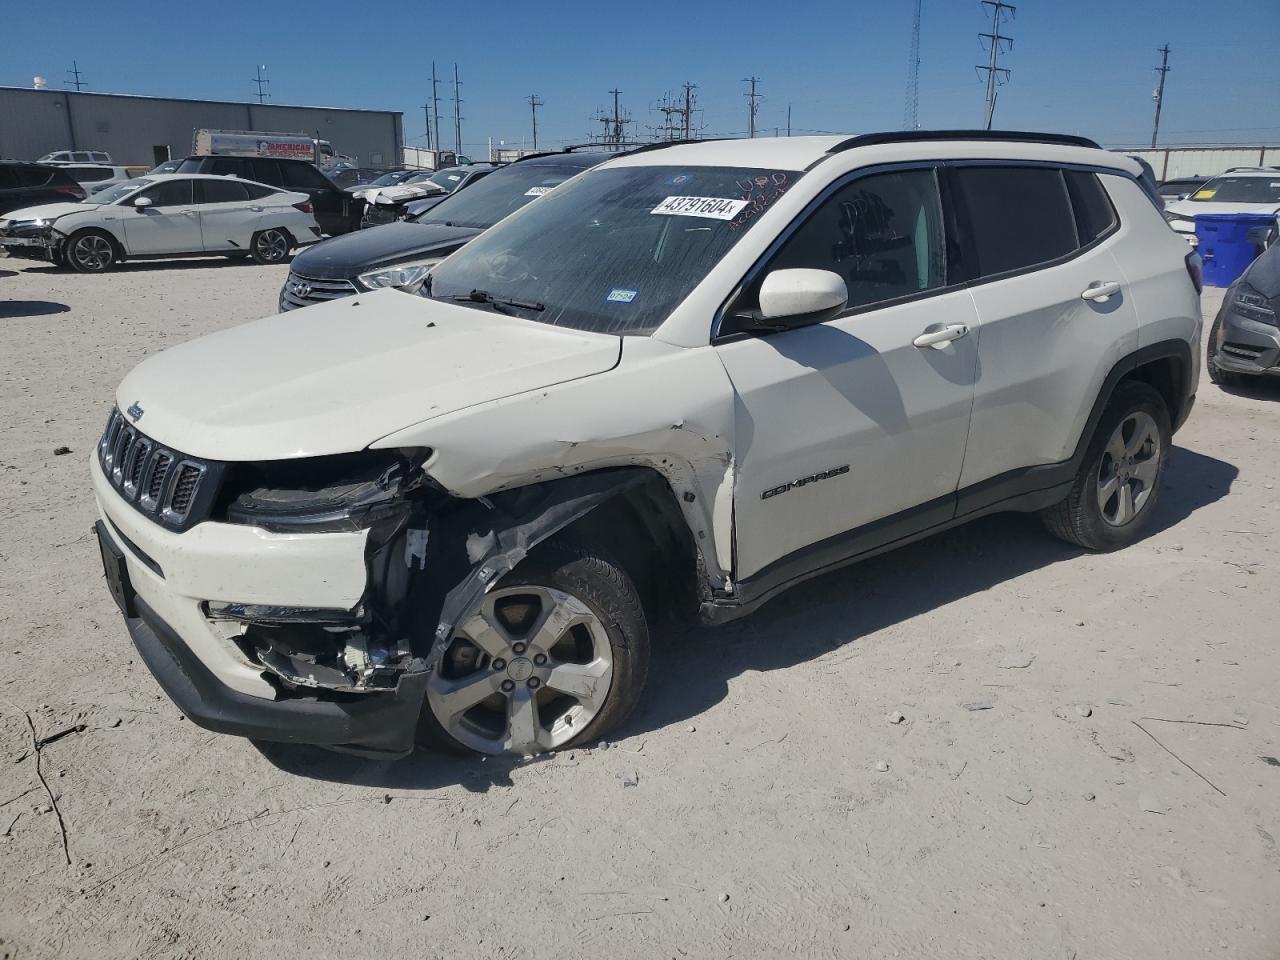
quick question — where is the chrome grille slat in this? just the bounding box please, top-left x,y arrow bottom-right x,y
282,272 -> 358,311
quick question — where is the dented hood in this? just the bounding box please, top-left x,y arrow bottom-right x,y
115,290 -> 622,461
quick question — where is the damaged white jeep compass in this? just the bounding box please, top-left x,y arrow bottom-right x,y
92,132 -> 1202,758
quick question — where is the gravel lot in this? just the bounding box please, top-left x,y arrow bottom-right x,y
1,253 -> 1277,960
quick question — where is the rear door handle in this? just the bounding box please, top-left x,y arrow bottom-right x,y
913,323 -> 969,349
182,210 -> 197,217
1081,280 -> 1121,302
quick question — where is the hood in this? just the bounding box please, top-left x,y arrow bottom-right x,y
289,220 -> 482,278
369,182 -> 445,205
115,289 -> 622,462
1165,200 -> 1280,220
1,201 -> 95,222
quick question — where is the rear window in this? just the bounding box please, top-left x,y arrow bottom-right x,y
953,167 -> 1078,278
197,179 -> 250,203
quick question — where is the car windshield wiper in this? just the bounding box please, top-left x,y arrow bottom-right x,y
440,289 -> 545,314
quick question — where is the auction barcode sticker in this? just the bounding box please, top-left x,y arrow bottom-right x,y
524,186 -> 554,197
651,196 -> 749,220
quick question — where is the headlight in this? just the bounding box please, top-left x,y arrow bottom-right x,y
357,259 -> 441,292
1231,284 -> 1277,326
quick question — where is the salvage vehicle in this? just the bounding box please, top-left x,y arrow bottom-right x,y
361,164 -> 500,227
175,155 -> 362,235
1157,176 -> 1208,201
1206,220 -> 1280,384
92,131 -> 1201,760
280,150 -> 608,309
1163,169 -> 1280,245
0,174 -> 319,271
0,161 -> 85,217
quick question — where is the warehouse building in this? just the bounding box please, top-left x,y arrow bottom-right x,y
0,85 -> 403,168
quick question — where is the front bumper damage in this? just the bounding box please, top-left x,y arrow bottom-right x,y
95,447 -> 660,758
0,221 -> 61,261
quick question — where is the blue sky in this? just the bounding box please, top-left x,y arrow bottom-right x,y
5,0 -> 1278,154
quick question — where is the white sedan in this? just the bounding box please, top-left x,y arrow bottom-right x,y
0,174 -> 321,272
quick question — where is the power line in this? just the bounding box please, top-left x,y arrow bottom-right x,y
452,63 -> 463,155
65,60 -> 87,92
250,64 -> 269,104
743,76 -> 763,138
526,93 -> 544,150
904,0 -> 922,129
976,0 -> 1014,129
1151,44 -> 1171,148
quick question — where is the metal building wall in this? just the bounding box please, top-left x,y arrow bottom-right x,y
0,87 -> 402,167
1124,146 -> 1278,180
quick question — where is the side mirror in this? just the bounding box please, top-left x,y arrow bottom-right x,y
133,196 -> 153,210
756,268 -> 849,327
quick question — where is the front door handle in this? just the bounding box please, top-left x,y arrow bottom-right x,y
1081,280 -> 1121,302
913,323 -> 970,350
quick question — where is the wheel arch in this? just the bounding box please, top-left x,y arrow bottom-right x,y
64,223 -> 126,260
1080,339 -> 1194,457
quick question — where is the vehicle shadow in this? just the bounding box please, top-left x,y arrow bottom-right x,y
1212,378 -> 1280,402
19,256 -> 288,275
0,300 -> 70,318
0,269 -> 16,278
255,445 -> 1237,793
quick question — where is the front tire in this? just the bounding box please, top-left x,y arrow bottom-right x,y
250,228 -> 292,264
65,229 -> 117,273
418,541 -> 650,756
1041,381 -> 1170,551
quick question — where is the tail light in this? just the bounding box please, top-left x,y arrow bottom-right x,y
293,201 -> 314,214
55,184 -> 87,200
1185,250 -> 1203,295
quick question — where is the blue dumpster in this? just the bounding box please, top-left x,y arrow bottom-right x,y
1195,212 -> 1277,287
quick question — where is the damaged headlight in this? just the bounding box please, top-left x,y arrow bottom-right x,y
223,449 -> 428,533
357,259 -> 441,292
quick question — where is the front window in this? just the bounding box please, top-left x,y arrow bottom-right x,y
91,178 -> 153,204
413,162 -> 585,228
427,164 -> 802,335
1189,176 -> 1280,204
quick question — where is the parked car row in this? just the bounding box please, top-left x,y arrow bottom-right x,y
89,131 -> 1204,762
1162,168 -> 1280,245
361,163 -> 500,227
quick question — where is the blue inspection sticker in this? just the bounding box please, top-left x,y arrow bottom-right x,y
606,288 -> 638,304
664,172 -> 694,187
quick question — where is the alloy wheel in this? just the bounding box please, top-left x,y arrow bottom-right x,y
1096,410 -> 1161,526
73,235 -> 112,270
256,230 -> 289,262
426,585 -> 614,756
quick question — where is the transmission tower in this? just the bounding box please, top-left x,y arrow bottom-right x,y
1151,45 -> 1171,148
66,60 -> 87,91
976,0 -> 1014,130
903,0 -> 922,129
251,64 -> 269,104
743,76 -> 763,138
526,93 -> 544,150
593,89 -> 633,147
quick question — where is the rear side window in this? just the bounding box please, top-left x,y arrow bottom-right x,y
141,180 -> 194,206
1064,171 -> 1117,245
12,166 -> 53,187
953,167 -> 1077,278
208,157 -> 244,177
281,162 -> 328,189
68,166 -> 113,183
197,179 -> 250,203
250,159 -> 283,184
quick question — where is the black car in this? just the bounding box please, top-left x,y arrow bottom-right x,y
0,161 -> 87,216
175,155 -> 362,235
280,151 -> 609,310
1207,225 -> 1280,385
361,163 -> 501,227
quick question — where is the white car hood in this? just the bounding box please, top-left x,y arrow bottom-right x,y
2,201 -> 96,222
1164,199 -> 1280,220
115,290 -> 622,461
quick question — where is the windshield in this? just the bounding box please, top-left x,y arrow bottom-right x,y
413,162 -> 587,228
90,178 -> 152,204
427,164 -> 801,335
429,168 -> 468,192
1189,176 -> 1280,204
367,170 -> 415,187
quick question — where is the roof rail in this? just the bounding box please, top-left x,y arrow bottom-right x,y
828,130 -> 1101,153
621,137 -> 727,156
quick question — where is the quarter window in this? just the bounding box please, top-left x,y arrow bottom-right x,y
140,179 -> 194,206
768,168 -> 948,310
952,167 -> 1077,277
1064,170 -> 1117,245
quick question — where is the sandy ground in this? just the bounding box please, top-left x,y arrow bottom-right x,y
0,252 -> 1277,960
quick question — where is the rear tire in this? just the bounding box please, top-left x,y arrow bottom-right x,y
1206,315 -> 1246,387
1041,380 -> 1170,551
250,228 -> 292,264
65,229 -> 117,273
417,540 -> 650,757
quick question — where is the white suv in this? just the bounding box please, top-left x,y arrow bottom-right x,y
91,132 -> 1202,759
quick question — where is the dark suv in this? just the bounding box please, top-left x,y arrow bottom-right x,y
0,162 -> 86,216
175,156 -> 361,235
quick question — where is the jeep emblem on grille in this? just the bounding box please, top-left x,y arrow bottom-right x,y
126,401 -> 144,422
289,280 -> 312,299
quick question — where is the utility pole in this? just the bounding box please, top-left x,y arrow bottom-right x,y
451,63 -> 462,155
743,77 -> 762,138
593,89 -> 631,147
526,93 -> 544,150
66,60 -> 87,91
1151,44 -> 1171,148
431,62 -> 442,155
976,0 -> 1014,130
422,102 -> 432,150
681,81 -> 697,139
251,64 -> 269,104
904,0 -> 922,130
787,103 -> 792,137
